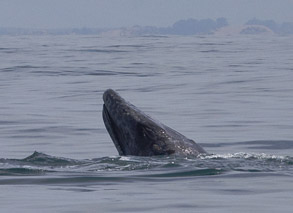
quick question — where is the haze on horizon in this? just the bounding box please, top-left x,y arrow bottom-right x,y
1,0 -> 293,29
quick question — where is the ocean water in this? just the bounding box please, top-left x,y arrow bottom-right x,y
0,34 -> 293,212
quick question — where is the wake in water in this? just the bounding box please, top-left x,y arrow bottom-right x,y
0,151 -> 292,184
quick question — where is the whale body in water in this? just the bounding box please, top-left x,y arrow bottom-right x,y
102,89 -> 207,156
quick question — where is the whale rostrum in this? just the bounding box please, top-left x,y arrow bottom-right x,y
102,89 -> 207,156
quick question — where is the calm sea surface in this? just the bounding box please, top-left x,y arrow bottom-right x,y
0,35 -> 293,212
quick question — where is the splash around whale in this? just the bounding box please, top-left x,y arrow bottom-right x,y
102,89 -> 207,156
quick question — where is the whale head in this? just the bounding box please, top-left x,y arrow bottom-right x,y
102,89 -> 206,156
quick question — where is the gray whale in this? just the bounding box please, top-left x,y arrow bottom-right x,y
102,89 -> 207,156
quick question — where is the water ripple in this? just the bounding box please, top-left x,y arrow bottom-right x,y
0,151 -> 292,185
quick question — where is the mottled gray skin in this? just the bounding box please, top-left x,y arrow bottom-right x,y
103,89 -> 207,156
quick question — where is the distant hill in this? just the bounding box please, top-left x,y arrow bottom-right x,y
215,25 -> 274,36
245,18 -> 293,35
101,18 -> 228,36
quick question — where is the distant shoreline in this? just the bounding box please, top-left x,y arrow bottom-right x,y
1,18 -> 293,36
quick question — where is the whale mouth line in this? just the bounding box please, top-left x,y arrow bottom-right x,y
102,104 -> 125,155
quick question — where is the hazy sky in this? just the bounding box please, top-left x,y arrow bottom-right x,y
1,0 -> 293,29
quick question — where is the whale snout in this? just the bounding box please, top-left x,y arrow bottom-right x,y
103,89 -> 118,104
103,89 -> 127,111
